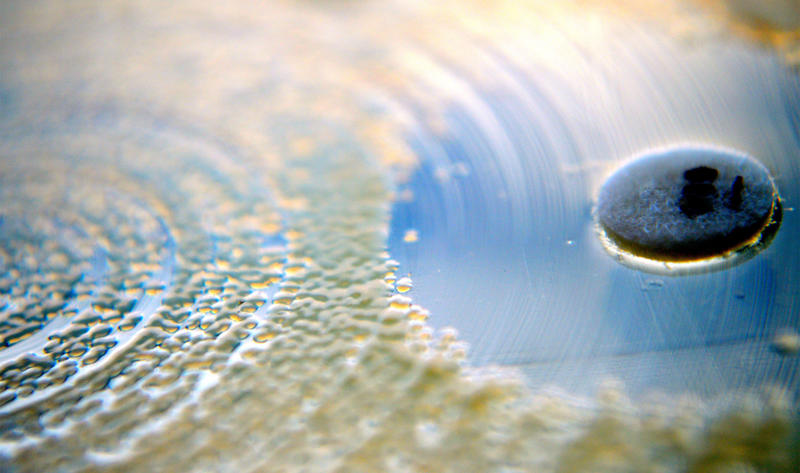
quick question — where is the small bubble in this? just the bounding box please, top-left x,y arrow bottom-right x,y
395,277 -> 413,293
403,229 -> 419,243
439,327 -> 458,342
388,295 -> 412,311
772,329 -> 800,356
407,305 -> 429,322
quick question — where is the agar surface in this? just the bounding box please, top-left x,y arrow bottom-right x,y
0,1 -> 797,472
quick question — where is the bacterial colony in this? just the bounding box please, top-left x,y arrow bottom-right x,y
0,1 -> 797,472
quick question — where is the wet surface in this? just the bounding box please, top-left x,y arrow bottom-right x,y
1,0 -> 799,471
388,31 -> 800,396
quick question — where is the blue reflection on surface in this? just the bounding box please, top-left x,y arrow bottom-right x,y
389,36 -> 800,397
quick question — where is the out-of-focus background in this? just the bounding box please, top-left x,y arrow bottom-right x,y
0,1 -> 798,471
